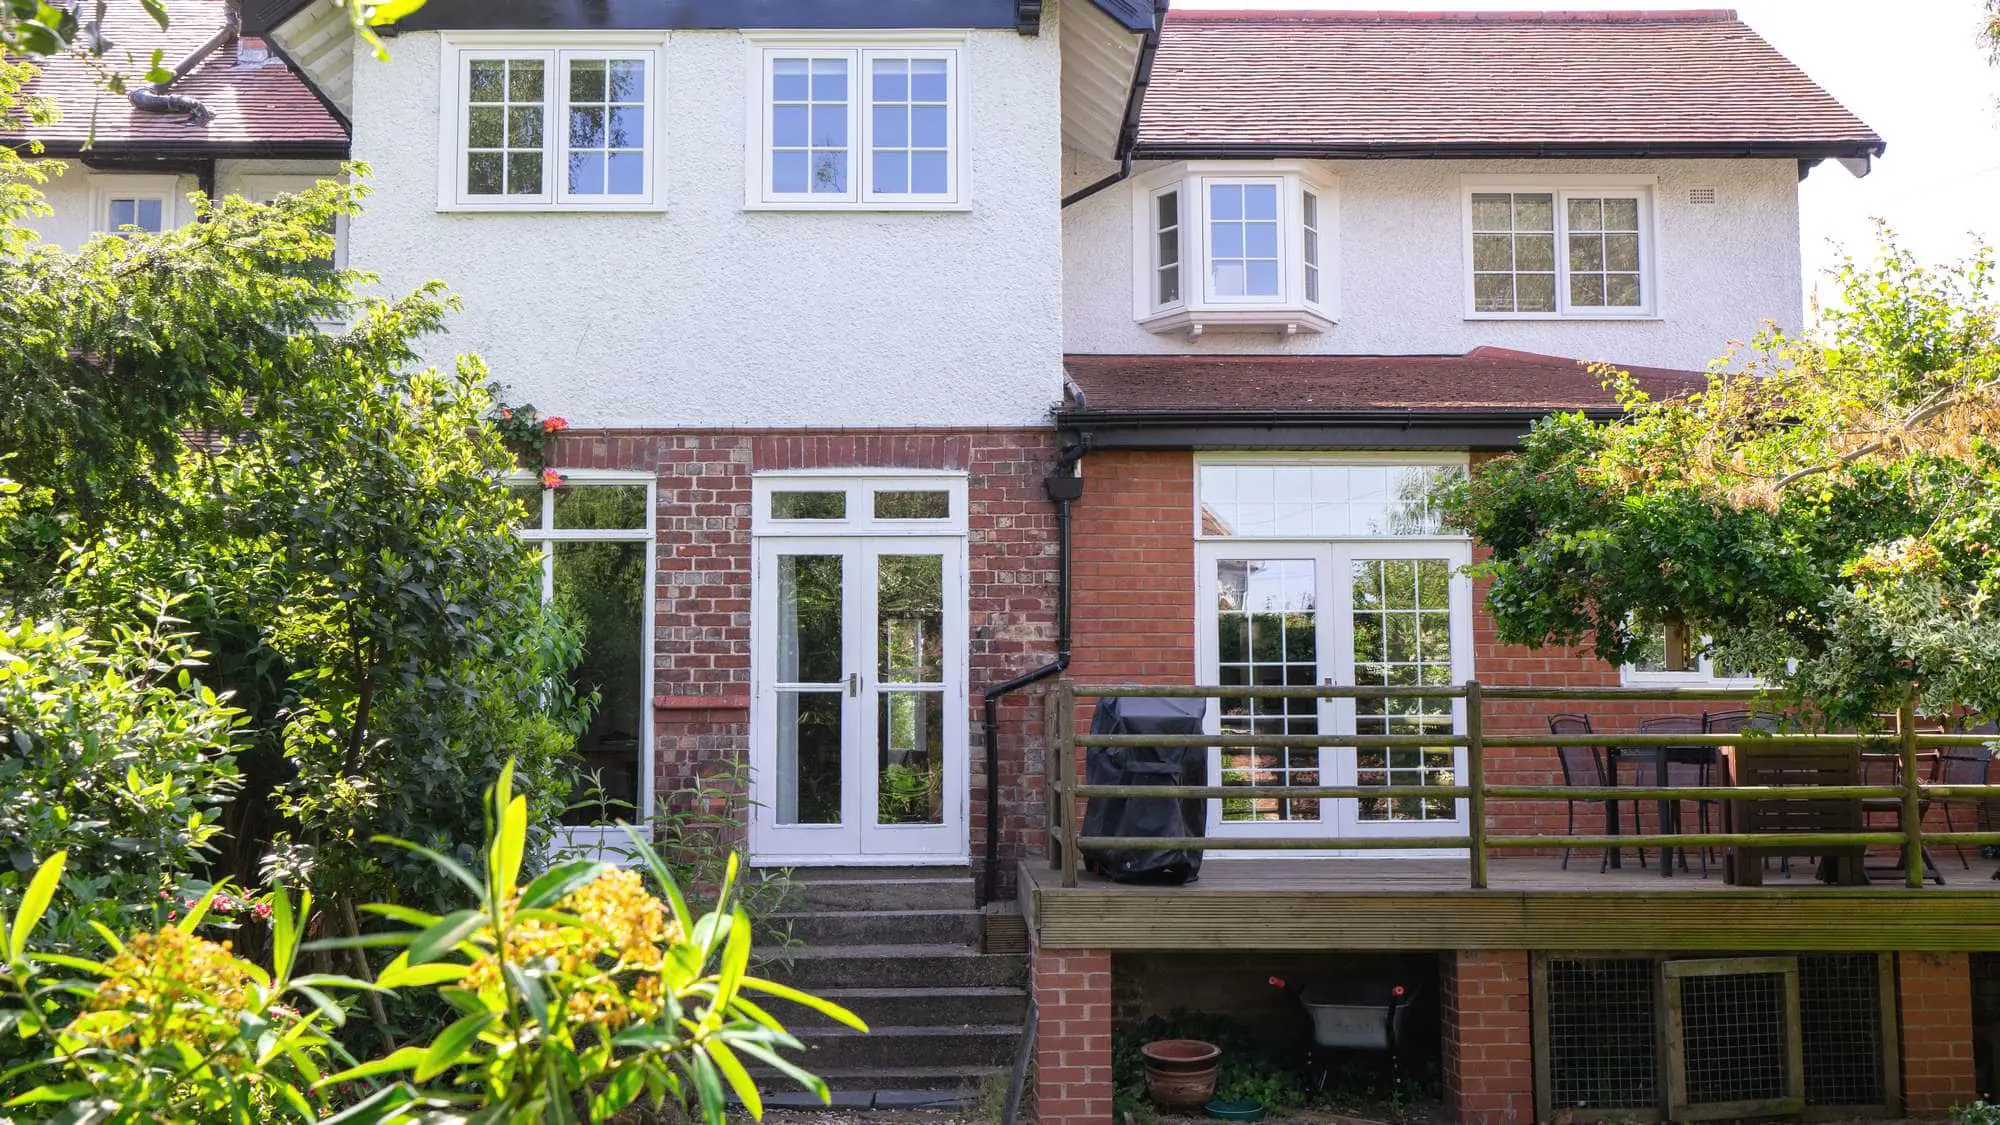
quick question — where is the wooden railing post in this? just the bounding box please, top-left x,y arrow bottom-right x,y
1900,691 -> 1924,889
1465,681 -> 1488,889
1058,681 -> 1080,888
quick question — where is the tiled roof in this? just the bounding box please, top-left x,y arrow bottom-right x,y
1062,348 -> 1708,415
3,0 -> 347,155
1135,9 -> 1882,159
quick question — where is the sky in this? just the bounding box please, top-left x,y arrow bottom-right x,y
1173,0 -> 2000,317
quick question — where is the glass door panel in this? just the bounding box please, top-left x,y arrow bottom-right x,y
862,544 -> 962,855
756,545 -> 861,856
553,539 -> 648,826
1351,557 -> 1461,825
1214,557 -> 1323,825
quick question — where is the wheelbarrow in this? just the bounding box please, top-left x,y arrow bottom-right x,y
1269,976 -> 1413,1095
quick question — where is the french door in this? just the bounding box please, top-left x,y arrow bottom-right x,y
1195,540 -> 1473,852
750,537 -> 967,863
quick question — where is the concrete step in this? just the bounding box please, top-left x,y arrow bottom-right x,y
792,1024 -> 1021,1071
749,1066 -> 1003,1096
777,985 -> 1028,1029
755,944 -> 1028,990
773,909 -> 984,947
768,875 -> 975,912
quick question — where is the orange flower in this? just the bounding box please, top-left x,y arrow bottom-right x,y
541,468 -> 564,489
497,407 -> 513,420
543,416 -> 569,433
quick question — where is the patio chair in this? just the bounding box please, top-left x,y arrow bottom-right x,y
1548,714 -> 1640,872
1631,715 -> 1715,875
1933,746 -> 1996,869
1859,741 -> 1945,885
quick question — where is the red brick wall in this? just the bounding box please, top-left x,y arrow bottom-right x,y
548,428 -> 1059,898
1032,945 -> 1114,1125
1898,951 -> 1977,1114
1441,950 -> 1535,1125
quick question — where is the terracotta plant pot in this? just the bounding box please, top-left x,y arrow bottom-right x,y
1141,1038 -> 1221,1109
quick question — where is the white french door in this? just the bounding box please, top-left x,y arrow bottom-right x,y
750,536 -> 967,863
1195,540 -> 1474,854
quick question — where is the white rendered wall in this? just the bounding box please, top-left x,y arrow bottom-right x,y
346,23 -> 1065,430
21,161 -> 200,250
1063,155 -> 1806,371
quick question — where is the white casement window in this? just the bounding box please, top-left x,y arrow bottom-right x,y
1462,176 -> 1657,318
746,34 -> 967,210
438,36 -> 664,211
93,176 -> 180,237
1132,162 -> 1337,338
510,472 -> 656,853
1621,624 -> 1765,689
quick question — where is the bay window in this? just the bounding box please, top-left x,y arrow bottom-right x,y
1133,162 -> 1336,337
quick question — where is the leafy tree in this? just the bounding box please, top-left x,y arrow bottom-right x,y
1441,231 -> 2000,725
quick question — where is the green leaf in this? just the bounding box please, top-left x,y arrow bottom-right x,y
359,902 -> 443,928
4,1080 -> 93,1107
518,858 -> 607,910
687,1051 -> 728,1125
9,851 -> 64,962
503,960 -> 549,1027
731,1038 -> 831,1103
317,1044 -> 427,1087
376,958 -> 468,990
589,1064 -> 645,1119
177,881 -> 225,933
316,1080 -> 420,1123
371,835 -> 486,899
705,1038 -> 763,1119
489,793 -> 527,897
415,1010 -> 494,1081
408,908 -> 484,965
738,977 -> 869,1033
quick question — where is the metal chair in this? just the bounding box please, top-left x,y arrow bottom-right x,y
1630,715 -> 1714,875
1548,714 -> 1639,871
1933,746 -> 1996,869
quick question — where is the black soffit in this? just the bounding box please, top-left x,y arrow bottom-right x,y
374,0 -> 1152,34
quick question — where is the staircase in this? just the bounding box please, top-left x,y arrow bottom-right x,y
750,866 -> 1028,1110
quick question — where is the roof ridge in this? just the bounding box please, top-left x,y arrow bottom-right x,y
1162,8 -> 1740,23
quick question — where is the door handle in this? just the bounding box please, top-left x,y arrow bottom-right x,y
848,672 -> 859,698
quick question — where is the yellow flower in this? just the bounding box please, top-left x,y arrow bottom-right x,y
73,928 -> 260,1054
458,871 -> 681,1031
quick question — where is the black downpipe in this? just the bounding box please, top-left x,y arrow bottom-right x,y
1060,152 -> 1132,209
980,440 -> 1085,904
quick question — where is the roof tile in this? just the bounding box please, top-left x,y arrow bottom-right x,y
1137,9 -> 1881,157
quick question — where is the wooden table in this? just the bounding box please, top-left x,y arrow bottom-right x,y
1721,744 -> 1867,886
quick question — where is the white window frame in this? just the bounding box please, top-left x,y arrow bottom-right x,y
1148,183 -> 1185,312
234,173 -> 349,269
1621,628 -> 1766,690
1130,161 -> 1339,337
1460,174 -> 1659,320
744,31 -> 970,211
1192,451 -> 1471,543
753,470 -> 969,536
510,470 -> 658,855
91,175 -> 180,236
437,33 -> 667,212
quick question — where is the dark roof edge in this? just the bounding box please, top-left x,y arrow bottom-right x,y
1131,138 -> 1886,161
1113,0 -> 1167,159
1057,406 -> 1622,449
242,0 -> 316,35
7,138 -> 352,159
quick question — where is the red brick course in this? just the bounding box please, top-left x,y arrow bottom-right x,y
549,427 -> 1060,899
1441,951 -> 1535,1125
1898,951 -> 1977,1114
1032,945 -> 1115,1125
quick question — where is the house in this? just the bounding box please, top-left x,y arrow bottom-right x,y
13,2 -> 1998,1122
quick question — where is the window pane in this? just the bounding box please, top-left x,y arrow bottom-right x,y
910,151 -> 947,194
1200,464 -> 1463,538
1471,233 -> 1513,271
1515,233 -> 1555,272
565,57 -> 645,197
910,58 -> 948,101
1468,192 -> 1560,312
1514,193 -> 1553,230
1216,558 -> 1319,823
109,198 -> 135,229
1353,558 -> 1458,822
771,490 -> 846,520
1157,189 -> 1179,231
1473,273 -> 1514,313
509,484 -> 543,528
1570,272 -> 1606,306
509,59 -> 544,100
1604,233 -> 1640,272
607,152 -> 643,194
868,56 -> 949,197
469,59 -> 506,101
777,692 -> 842,825
1606,273 -> 1642,307
553,540 -> 646,826
465,58 -> 547,198
553,484 -> 648,530
1244,183 -> 1278,220
1604,196 -> 1640,231
772,55 -> 849,196
878,554 -> 944,683
569,58 -> 606,102
507,153 -> 543,195
777,554 -> 843,684
1517,272 -> 1556,312
1569,234 -> 1604,272
874,490 -> 950,520
467,153 -> 503,194
1208,181 -> 1279,300
469,105 -> 504,147
878,692 -> 943,825
1568,196 -> 1603,231
873,151 -> 908,193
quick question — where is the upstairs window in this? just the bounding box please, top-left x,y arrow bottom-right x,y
1134,162 -> 1336,338
441,37 -> 662,210
748,35 -> 966,209
93,177 -> 179,237
1464,179 -> 1654,317
105,196 -> 165,236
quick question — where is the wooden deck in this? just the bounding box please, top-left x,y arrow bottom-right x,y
1021,853 -> 2000,953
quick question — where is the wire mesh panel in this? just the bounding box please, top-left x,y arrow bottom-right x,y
1799,954 -> 1890,1108
1664,957 -> 1803,1121
1540,957 -> 1659,1114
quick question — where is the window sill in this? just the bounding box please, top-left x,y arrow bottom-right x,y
437,201 -> 667,214
1463,312 -> 1663,323
1140,305 -> 1337,340
741,200 -> 972,213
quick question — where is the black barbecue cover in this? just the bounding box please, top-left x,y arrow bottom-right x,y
1082,696 -> 1208,884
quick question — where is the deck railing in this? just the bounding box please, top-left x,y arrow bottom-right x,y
1045,682 -> 2000,890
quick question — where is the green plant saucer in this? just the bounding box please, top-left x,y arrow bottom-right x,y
1205,1098 -> 1266,1121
